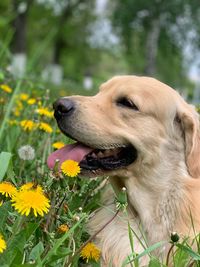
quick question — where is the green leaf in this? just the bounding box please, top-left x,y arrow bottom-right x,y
0,222 -> 39,266
29,241 -> 44,262
116,190 -> 127,205
0,152 -> 12,181
149,257 -> 162,267
0,202 -> 10,231
176,243 -> 200,261
10,250 -> 23,266
42,213 -> 87,265
128,221 -> 135,255
0,71 -> 5,80
45,247 -> 72,264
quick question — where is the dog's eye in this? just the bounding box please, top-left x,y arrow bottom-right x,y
116,97 -> 139,110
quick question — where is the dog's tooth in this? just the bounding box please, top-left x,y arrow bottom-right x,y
113,150 -> 118,158
104,149 -> 111,156
97,151 -> 104,158
91,152 -> 97,158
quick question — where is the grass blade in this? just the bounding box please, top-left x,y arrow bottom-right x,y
122,241 -> 166,266
0,152 -> 12,180
176,243 -> 200,261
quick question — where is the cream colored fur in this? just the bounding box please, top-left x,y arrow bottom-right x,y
63,76 -> 200,266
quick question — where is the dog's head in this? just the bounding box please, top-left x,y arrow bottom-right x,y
47,76 -> 200,178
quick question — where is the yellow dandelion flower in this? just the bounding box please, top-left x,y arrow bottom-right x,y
27,98 -> 36,105
61,160 -> 80,177
14,109 -> 21,117
8,120 -> 18,126
38,100 -> 42,106
80,242 -> 100,262
39,122 -> 53,133
0,182 -> 17,198
16,100 -> 23,110
19,93 -> 29,101
0,97 -> 5,104
0,84 -> 12,93
59,90 -> 65,96
20,182 -> 35,191
52,142 -> 65,150
20,120 -> 37,131
13,101 -> 23,116
36,107 -> 54,118
0,234 -> 6,253
20,182 -> 43,192
11,185 -> 50,217
58,224 -> 69,233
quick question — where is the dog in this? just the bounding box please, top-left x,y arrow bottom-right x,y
47,75 -> 200,266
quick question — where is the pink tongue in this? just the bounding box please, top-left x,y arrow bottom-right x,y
47,143 -> 93,170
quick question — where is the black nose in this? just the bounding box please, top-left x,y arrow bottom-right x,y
53,98 -> 75,119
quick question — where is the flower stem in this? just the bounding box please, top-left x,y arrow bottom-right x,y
64,209 -> 120,266
166,243 -> 174,266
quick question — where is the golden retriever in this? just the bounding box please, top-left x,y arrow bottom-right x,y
47,75 -> 200,266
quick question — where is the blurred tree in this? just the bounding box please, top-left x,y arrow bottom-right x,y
10,0 -> 34,76
53,0 -> 85,66
0,0 -> 13,65
27,0 -> 96,84
111,0 -> 200,87
11,0 -> 34,54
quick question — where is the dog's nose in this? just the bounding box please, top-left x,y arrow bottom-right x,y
53,98 -> 75,119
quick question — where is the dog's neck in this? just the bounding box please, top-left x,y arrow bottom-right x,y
124,174 -> 189,244
111,147 -> 198,245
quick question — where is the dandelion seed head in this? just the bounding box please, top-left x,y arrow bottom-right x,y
18,145 -> 35,160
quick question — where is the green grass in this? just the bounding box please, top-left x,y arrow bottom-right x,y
0,73 -> 103,266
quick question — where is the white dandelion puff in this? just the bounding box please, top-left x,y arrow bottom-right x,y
18,145 -> 35,160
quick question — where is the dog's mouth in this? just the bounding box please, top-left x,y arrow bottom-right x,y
47,138 -> 137,176
80,144 -> 137,171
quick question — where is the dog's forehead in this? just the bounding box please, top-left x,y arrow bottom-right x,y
99,75 -> 183,119
99,75 -> 178,101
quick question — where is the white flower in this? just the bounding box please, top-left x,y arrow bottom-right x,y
18,145 -> 35,160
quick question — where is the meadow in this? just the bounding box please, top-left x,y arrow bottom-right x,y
1,71 -> 200,267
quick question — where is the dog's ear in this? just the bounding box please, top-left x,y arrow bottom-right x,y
179,105 -> 200,177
